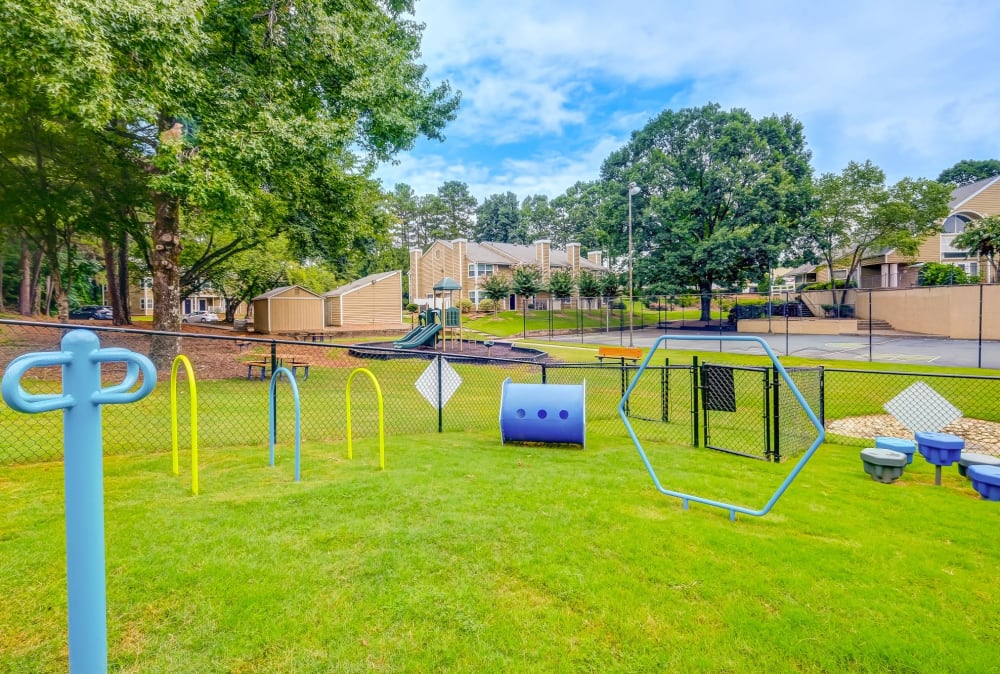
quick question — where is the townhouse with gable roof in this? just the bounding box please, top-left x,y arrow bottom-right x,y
408,239 -> 605,310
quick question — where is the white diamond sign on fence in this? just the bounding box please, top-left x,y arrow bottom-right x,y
883,381 -> 962,434
415,357 -> 462,409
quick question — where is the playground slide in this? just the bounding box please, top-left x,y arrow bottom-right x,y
393,323 -> 441,349
393,324 -> 431,348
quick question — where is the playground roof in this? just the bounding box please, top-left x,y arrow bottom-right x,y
433,277 -> 463,291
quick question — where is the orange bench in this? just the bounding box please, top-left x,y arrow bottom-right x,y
596,346 -> 643,364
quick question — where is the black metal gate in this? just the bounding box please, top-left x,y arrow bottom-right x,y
701,363 -> 771,460
540,357 -> 823,462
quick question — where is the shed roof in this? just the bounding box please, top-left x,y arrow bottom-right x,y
252,285 -> 322,301
324,270 -> 400,298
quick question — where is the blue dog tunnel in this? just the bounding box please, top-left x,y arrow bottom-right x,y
499,378 -> 586,446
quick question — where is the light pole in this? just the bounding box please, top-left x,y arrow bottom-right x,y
627,181 -> 641,347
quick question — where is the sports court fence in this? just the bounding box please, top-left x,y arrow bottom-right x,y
0,320 -> 997,465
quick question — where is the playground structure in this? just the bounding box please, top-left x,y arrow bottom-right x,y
170,355 -> 200,495
269,366 -> 302,481
395,276 -> 465,352
620,334 -> 826,520
394,307 -> 442,349
346,368 -> 386,469
499,378 -> 586,447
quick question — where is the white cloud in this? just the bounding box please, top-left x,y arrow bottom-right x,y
390,0 -> 1000,193
378,134 -> 626,202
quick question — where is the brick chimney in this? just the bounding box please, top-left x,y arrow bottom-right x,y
409,247 -> 422,302
587,250 -> 603,267
566,242 -> 581,276
451,238 -> 467,300
534,239 -> 551,279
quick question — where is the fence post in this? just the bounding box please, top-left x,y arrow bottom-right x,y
620,360 -> 629,416
868,290 -> 873,362
270,340 -> 278,438
771,366 -> 780,463
979,283 -> 984,368
818,366 -> 826,426
437,354 -> 443,433
661,359 -> 669,422
691,355 -> 700,447
541,362 -> 547,384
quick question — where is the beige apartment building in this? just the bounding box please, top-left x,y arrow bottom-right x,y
409,239 -> 604,310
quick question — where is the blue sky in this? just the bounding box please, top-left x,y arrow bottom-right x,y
376,0 -> 1000,202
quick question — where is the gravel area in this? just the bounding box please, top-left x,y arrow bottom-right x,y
827,414 -> 1000,456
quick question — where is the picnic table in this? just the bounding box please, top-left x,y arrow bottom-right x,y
245,354 -> 311,380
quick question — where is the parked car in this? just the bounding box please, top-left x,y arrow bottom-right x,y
182,310 -> 221,323
69,305 -> 113,320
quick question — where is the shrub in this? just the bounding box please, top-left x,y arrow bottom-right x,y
802,279 -> 856,291
727,298 -> 791,321
405,303 -> 418,314
820,304 -> 855,318
919,262 -> 970,286
459,298 -> 474,313
478,298 -> 495,313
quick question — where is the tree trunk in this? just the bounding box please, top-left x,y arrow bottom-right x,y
117,230 -> 132,323
18,240 -> 31,316
150,192 -> 182,368
103,236 -> 127,325
30,247 -> 43,314
699,283 -> 713,322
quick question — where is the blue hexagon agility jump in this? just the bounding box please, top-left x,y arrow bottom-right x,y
620,335 -> 824,520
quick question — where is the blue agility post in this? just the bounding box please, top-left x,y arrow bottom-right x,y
268,366 -> 302,481
1,329 -> 156,673
620,335 -> 824,520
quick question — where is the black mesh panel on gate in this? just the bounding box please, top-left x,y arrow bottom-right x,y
701,364 -> 770,460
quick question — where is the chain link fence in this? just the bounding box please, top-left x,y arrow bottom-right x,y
1,320 -> 997,465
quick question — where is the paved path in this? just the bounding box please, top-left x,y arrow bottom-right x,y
529,328 -> 1000,370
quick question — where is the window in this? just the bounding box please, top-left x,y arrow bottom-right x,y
140,298 -> 153,310
942,214 -> 971,234
468,263 -> 493,278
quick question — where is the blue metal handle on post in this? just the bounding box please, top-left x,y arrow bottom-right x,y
1,330 -> 157,673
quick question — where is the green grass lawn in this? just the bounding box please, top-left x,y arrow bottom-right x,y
464,306 -> 727,339
2,431 -> 999,673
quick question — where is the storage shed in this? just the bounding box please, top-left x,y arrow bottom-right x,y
251,285 -> 324,334
324,270 -> 403,327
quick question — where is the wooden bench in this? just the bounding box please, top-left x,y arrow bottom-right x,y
281,355 -> 311,380
596,346 -> 643,365
246,360 -> 269,380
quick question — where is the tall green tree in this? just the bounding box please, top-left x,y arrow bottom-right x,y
511,264 -> 542,336
801,160 -> 951,306
602,103 -> 814,320
480,273 -> 511,314
953,214 -> 1000,283
2,0 -> 459,364
552,181 -> 616,261
937,159 -> 1000,187
546,269 -> 575,301
520,195 -> 557,244
577,270 -> 601,307
475,192 -> 522,243
435,181 -> 478,240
